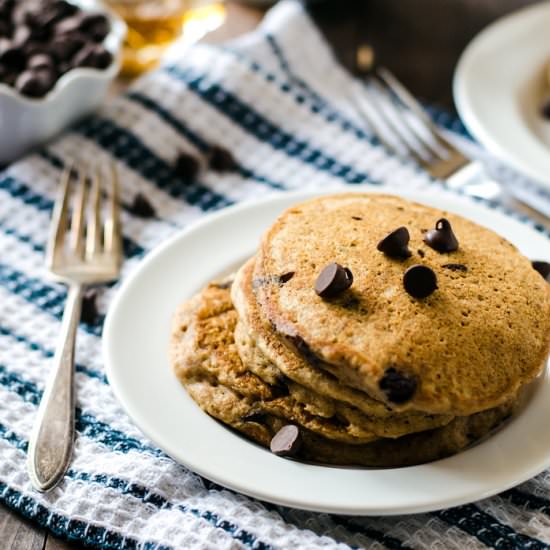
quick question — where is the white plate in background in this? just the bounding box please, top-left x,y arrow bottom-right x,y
454,2 -> 550,189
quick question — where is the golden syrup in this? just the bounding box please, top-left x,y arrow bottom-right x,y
104,0 -> 225,76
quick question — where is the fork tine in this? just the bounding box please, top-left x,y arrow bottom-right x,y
69,166 -> 88,258
350,81 -> 410,158
85,167 -> 102,258
46,164 -> 73,268
104,162 -> 122,262
376,67 -> 451,155
368,77 -> 435,163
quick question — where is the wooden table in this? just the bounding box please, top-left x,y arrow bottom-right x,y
0,0 -> 538,547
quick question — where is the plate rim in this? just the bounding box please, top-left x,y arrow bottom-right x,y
453,1 -> 550,189
103,188 -> 550,515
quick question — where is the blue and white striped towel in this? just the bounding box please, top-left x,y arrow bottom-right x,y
1,1 -> 550,548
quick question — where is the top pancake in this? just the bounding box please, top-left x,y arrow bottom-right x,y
254,193 -> 550,415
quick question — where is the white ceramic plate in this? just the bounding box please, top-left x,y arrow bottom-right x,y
103,189 -> 550,515
453,2 -> 550,189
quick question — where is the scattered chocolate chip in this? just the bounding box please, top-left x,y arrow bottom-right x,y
279,272 -> 294,284
80,289 -> 98,324
442,263 -> 468,272
130,192 -> 156,218
207,145 -> 238,172
174,151 -> 200,183
351,216 -> 362,221
541,100 -> 550,120
403,264 -> 438,298
424,218 -> 459,253
379,367 -> 417,403
270,425 -> 302,457
15,68 -> 55,97
377,226 -> 411,258
532,260 -> 550,282
417,249 -> 425,258
314,262 -> 353,298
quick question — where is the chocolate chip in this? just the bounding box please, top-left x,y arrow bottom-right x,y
49,33 -> 85,61
417,249 -> 425,258
279,272 -> 294,284
351,216 -> 362,221
379,367 -> 417,404
403,264 -> 437,298
270,425 -> 302,457
207,145 -> 238,172
73,44 -> 112,69
80,13 -> 110,42
174,151 -> 200,183
424,218 -> 459,253
442,263 -> 468,272
55,14 -> 83,35
15,68 -> 55,97
130,193 -> 156,218
314,262 -> 353,298
80,289 -> 98,324
541,100 -> 550,120
377,226 -> 411,258
0,41 -> 25,70
532,260 -> 550,282
27,53 -> 55,70
0,20 -> 12,38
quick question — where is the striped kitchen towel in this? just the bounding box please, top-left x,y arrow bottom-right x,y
0,1 -> 549,548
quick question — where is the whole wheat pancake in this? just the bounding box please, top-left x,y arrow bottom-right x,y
171,279 -> 380,444
254,193 -> 550,415
184,377 -> 517,467
232,258 -> 455,436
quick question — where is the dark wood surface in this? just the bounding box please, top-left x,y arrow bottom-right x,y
0,0 -> 539,548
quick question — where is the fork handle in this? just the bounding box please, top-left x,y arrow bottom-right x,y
27,283 -> 83,492
446,161 -> 550,230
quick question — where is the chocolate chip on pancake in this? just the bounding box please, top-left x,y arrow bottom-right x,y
314,263 -> 353,298
377,226 -> 411,258
379,367 -> 417,404
532,261 -> 550,282
424,218 -> 459,253
403,264 -> 437,298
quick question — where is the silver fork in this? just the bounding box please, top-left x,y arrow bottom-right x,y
27,163 -> 122,492
350,65 -> 550,228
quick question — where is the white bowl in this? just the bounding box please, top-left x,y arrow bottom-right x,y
0,0 -> 126,165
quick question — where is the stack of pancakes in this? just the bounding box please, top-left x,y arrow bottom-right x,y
171,194 -> 550,467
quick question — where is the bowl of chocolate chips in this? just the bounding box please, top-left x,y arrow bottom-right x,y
0,0 -> 126,164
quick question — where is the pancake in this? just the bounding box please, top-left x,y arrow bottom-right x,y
253,193 -> 550,415
232,258 -> 455,437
